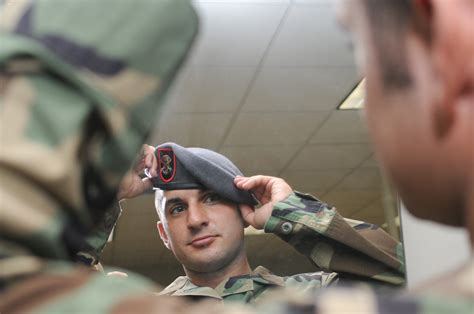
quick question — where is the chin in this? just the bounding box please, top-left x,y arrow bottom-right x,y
186,258 -> 228,273
181,250 -> 226,271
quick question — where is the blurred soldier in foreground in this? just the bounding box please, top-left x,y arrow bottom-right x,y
305,0 -> 473,312
0,0 -> 200,312
118,142 -> 405,302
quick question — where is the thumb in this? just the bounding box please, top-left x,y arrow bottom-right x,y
141,177 -> 154,192
239,205 -> 254,227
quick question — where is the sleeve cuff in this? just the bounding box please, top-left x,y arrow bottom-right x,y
263,191 -> 318,234
263,191 -> 335,236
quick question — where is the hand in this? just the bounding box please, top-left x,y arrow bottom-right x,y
117,144 -> 157,200
234,175 -> 293,230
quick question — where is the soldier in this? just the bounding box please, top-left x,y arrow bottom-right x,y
0,0 -> 203,312
118,142 -> 405,303
305,0 -> 474,312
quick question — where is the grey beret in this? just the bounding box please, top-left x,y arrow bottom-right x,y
151,142 -> 257,206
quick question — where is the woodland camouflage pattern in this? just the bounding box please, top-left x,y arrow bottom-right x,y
249,266 -> 474,314
159,191 -> 405,302
1,0 -> 472,313
0,0 -> 199,312
267,192 -> 405,284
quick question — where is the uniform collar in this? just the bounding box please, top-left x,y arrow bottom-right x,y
158,266 -> 284,298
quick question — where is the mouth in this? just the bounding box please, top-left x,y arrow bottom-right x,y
189,235 -> 217,247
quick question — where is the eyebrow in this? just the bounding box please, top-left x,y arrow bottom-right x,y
164,190 -> 215,212
198,189 -> 210,196
164,197 -> 184,212
198,189 -> 220,201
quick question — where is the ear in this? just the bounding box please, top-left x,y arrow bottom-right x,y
157,221 -> 170,250
423,0 -> 474,137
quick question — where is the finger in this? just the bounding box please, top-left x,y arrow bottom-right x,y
132,145 -> 147,172
234,176 -> 272,203
143,146 -> 158,176
144,148 -> 154,168
235,177 -> 256,190
255,203 -> 274,225
149,149 -> 158,177
239,204 -> 254,226
234,176 -> 249,188
234,175 -> 245,182
239,175 -> 272,190
141,177 -> 153,191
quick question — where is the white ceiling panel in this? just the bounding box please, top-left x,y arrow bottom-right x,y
329,202 -> 365,217
351,213 -> 385,227
335,167 -> 383,190
309,110 -> 370,143
220,145 -> 298,172
242,67 -> 358,112
188,2 -> 287,66
152,113 -> 233,149
264,5 -> 354,67
165,67 -> 256,113
287,144 -> 372,170
279,168 -> 350,192
355,198 -> 384,215
322,189 -> 381,209
350,198 -> 386,226
239,169 -> 280,177
223,111 -> 330,146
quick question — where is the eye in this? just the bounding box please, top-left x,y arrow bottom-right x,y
170,205 -> 186,216
203,192 -> 221,204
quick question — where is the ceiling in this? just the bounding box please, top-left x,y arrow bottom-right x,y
102,0 -> 397,286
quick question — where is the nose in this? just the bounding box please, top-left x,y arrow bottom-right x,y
186,203 -> 209,230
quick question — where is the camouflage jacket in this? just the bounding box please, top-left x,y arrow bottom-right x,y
158,191 -> 405,303
0,0 -> 199,313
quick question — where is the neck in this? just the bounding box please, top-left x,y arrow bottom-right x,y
184,250 -> 252,289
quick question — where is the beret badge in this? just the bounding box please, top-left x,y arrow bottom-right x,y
158,147 -> 176,183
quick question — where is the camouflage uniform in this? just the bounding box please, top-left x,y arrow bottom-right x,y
155,263 -> 474,314
0,0 -> 200,312
1,1 -> 471,313
260,259 -> 474,314
159,192 -> 405,303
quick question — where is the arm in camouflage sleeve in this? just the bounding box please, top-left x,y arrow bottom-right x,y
264,191 -> 405,286
0,0 -> 199,267
74,202 -> 122,266
73,145 -> 158,266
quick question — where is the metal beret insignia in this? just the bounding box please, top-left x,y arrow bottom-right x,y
158,147 -> 176,183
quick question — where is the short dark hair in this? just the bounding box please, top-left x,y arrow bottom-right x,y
362,0 -> 431,89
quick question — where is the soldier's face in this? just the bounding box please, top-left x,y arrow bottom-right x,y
158,189 -> 247,273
